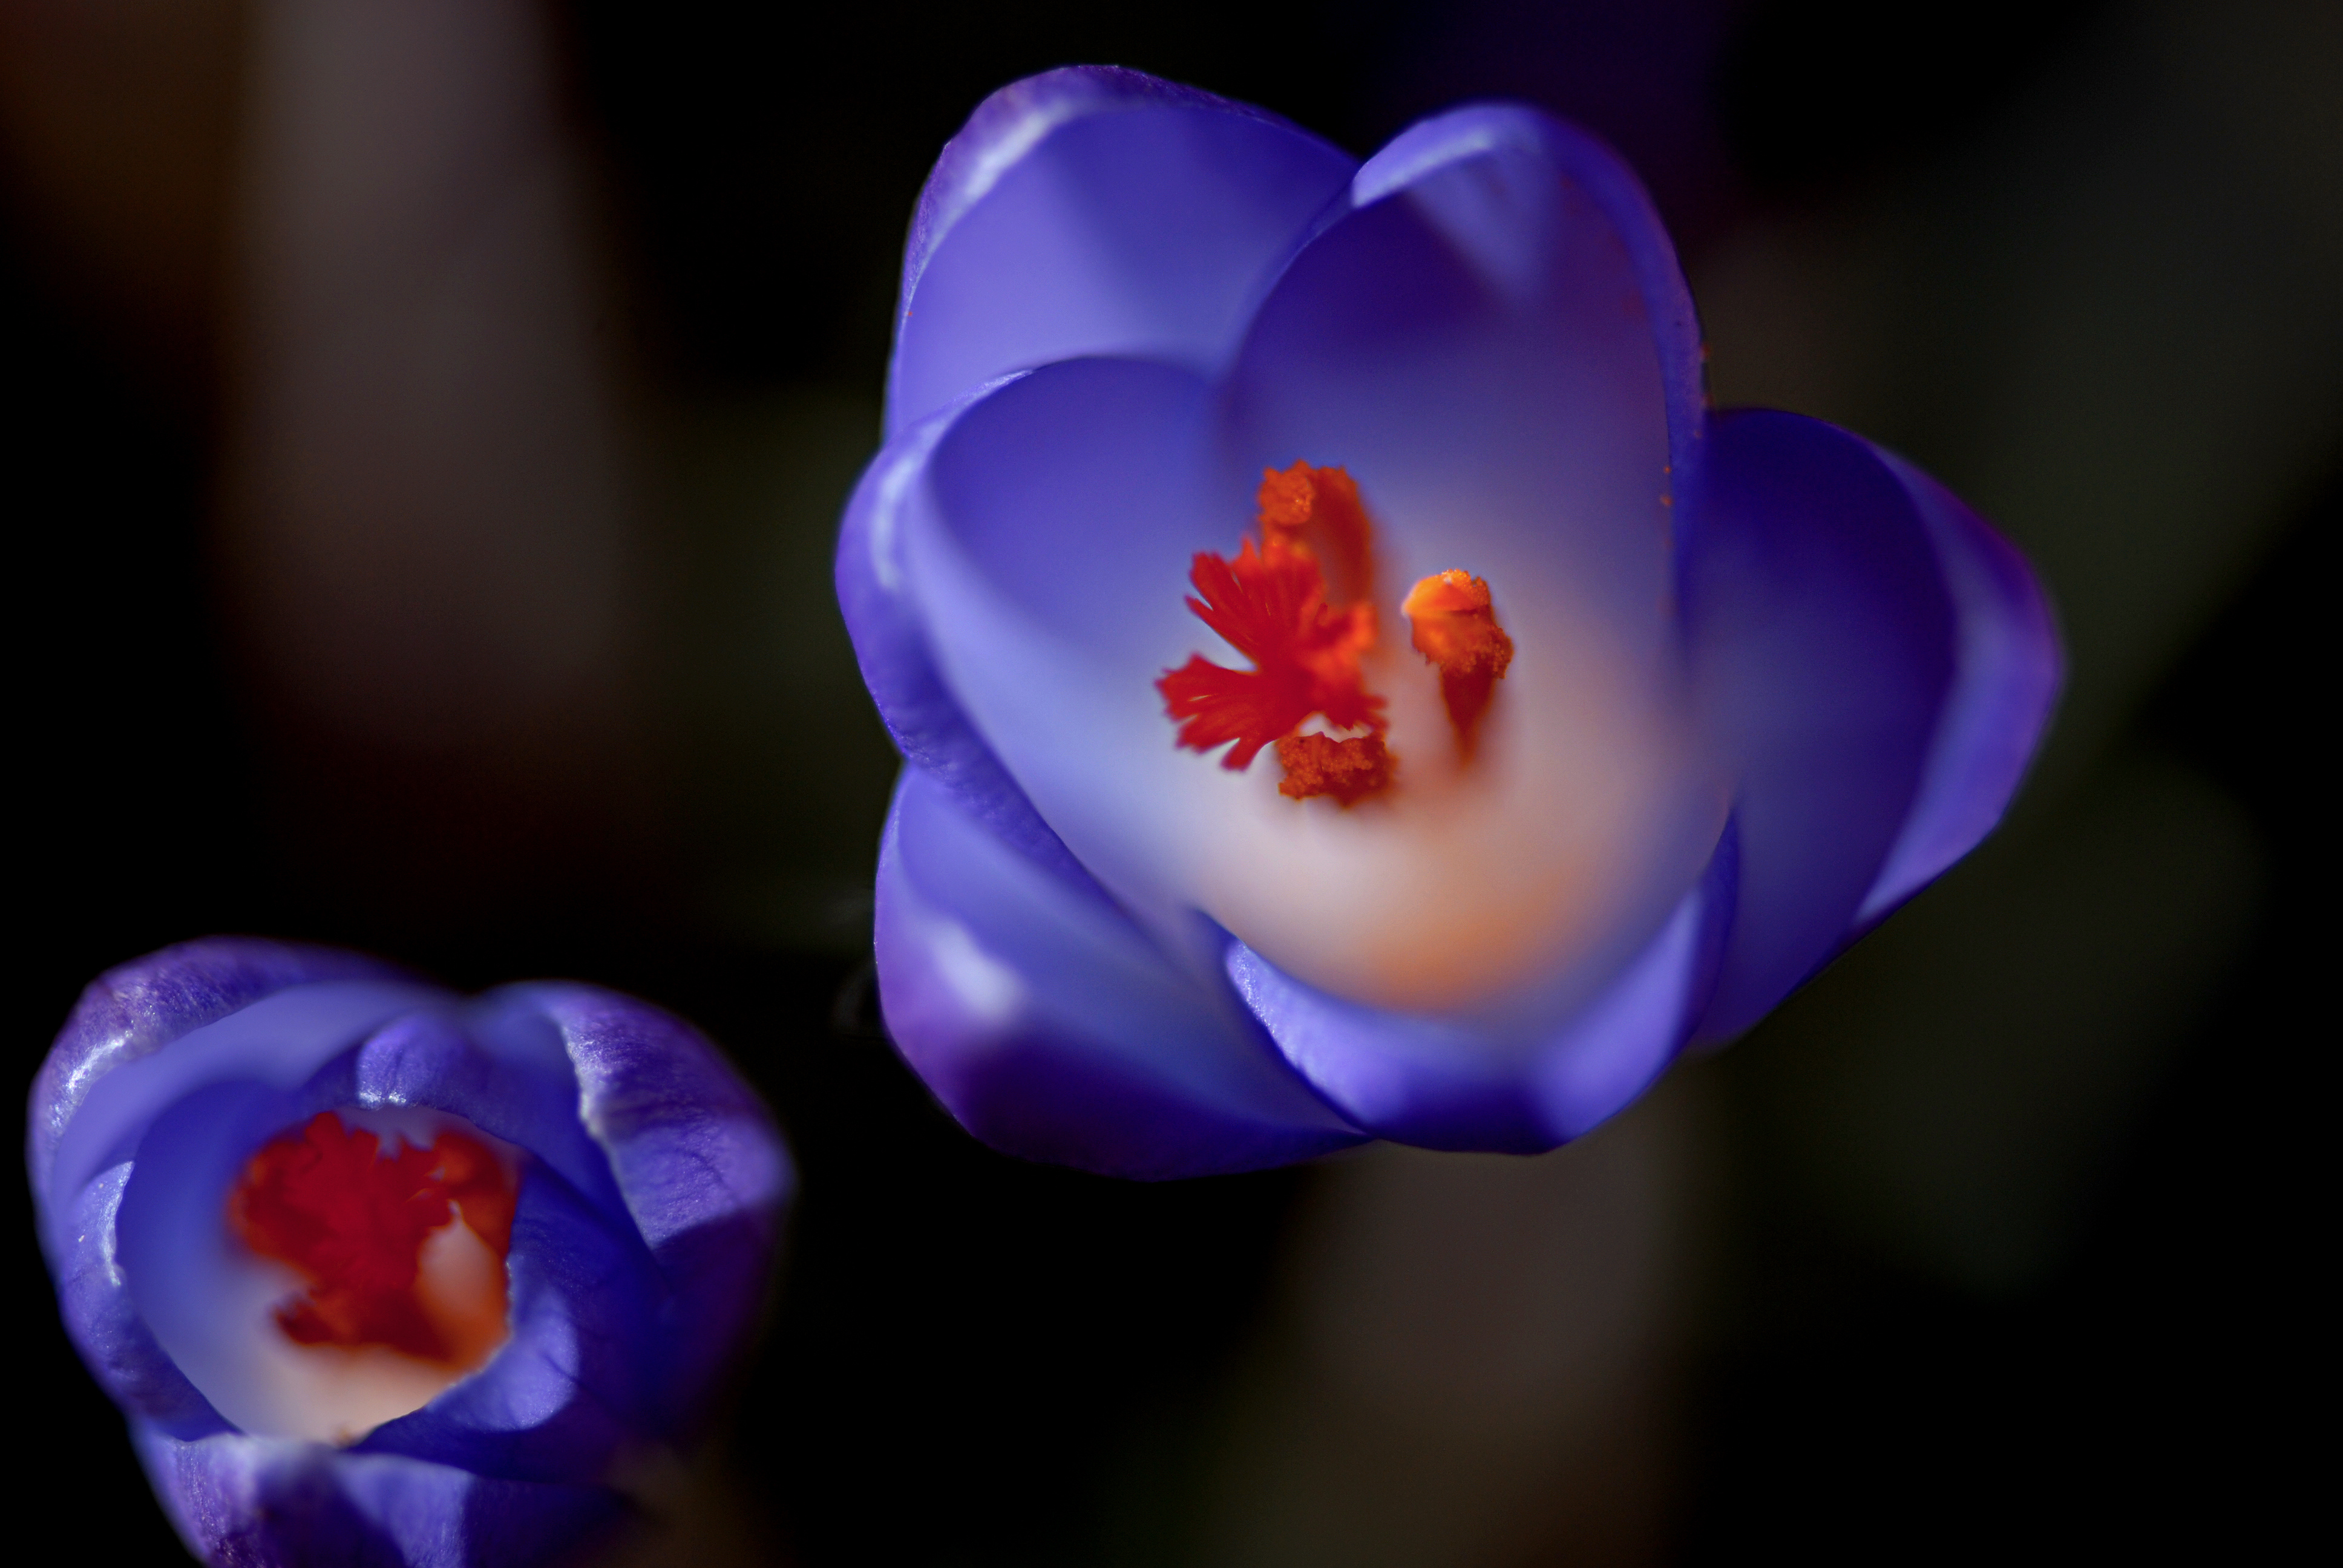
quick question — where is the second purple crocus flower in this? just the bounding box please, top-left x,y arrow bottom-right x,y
839,67 -> 2060,1177
30,939 -> 791,1567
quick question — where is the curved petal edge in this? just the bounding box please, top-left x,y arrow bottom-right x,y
30,937 -> 402,1213
1685,409 -> 1959,1042
1229,825 -> 1734,1151
893,65 -> 1355,436
1856,449 -> 2063,922
1349,102 -> 1707,511
135,1425 -> 622,1568
876,766 -> 1363,1179
528,982 -> 794,1424
837,385 -> 1122,904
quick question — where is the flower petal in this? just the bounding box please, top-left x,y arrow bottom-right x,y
1225,103 -> 1701,654
1685,410 -> 1959,1042
1856,449 -> 2062,923
1344,102 -> 1706,516
341,1005 -> 633,1235
876,765 -> 1363,1179
525,982 -> 793,1421
31,938 -> 402,1218
889,354 -> 1237,969
1226,826 -> 1733,1151
44,978 -> 446,1264
890,65 -> 1355,437
113,1078 -> 326,1442
836,382 -> 1109,898
357,1163 -> 660,1482
54,1160 -> 230,1437
134,1423 -> 620,1568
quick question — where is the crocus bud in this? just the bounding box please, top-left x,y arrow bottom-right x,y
29,938 -> 791,1567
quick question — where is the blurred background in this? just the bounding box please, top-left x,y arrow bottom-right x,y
4,1 -> 2330,1562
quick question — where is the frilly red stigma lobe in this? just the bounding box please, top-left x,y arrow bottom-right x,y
1159,538 -> 1382,768
1158,462 -> 1394,800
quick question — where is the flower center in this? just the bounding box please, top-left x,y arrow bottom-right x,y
229,1111 -> 516,1373
1156,461 -> 1512,802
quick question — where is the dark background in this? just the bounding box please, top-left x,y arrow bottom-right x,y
4,1 -> 2328,1563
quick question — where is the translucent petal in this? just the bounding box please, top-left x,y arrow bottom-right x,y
877,765 -> 1360,1178
891,66 -> 1354,436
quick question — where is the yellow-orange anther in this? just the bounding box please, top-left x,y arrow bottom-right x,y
1256,461 -> 1375,607
1276,731 -> 1395,806
1402,569 -> 1515,757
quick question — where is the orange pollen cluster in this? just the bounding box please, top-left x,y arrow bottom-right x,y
1158,462 -> 1394,804
1276,731 -> 1395,805
1256,460 -> 1375,606
229,1112 -> 516,1367
1402,569 -> 1515,756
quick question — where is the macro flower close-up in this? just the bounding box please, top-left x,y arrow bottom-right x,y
28,938 -> 791,1567
841,65 -> 2062,1177
15,1 -> 2327,1560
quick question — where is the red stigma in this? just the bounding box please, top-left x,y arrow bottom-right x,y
229,1112 -> 516,1367
1159,539 -> 1382,768
1158,462 -> 1395,802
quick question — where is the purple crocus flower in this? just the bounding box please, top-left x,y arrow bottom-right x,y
839,67 -> 2059,1180
28,938 -> 791,1567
